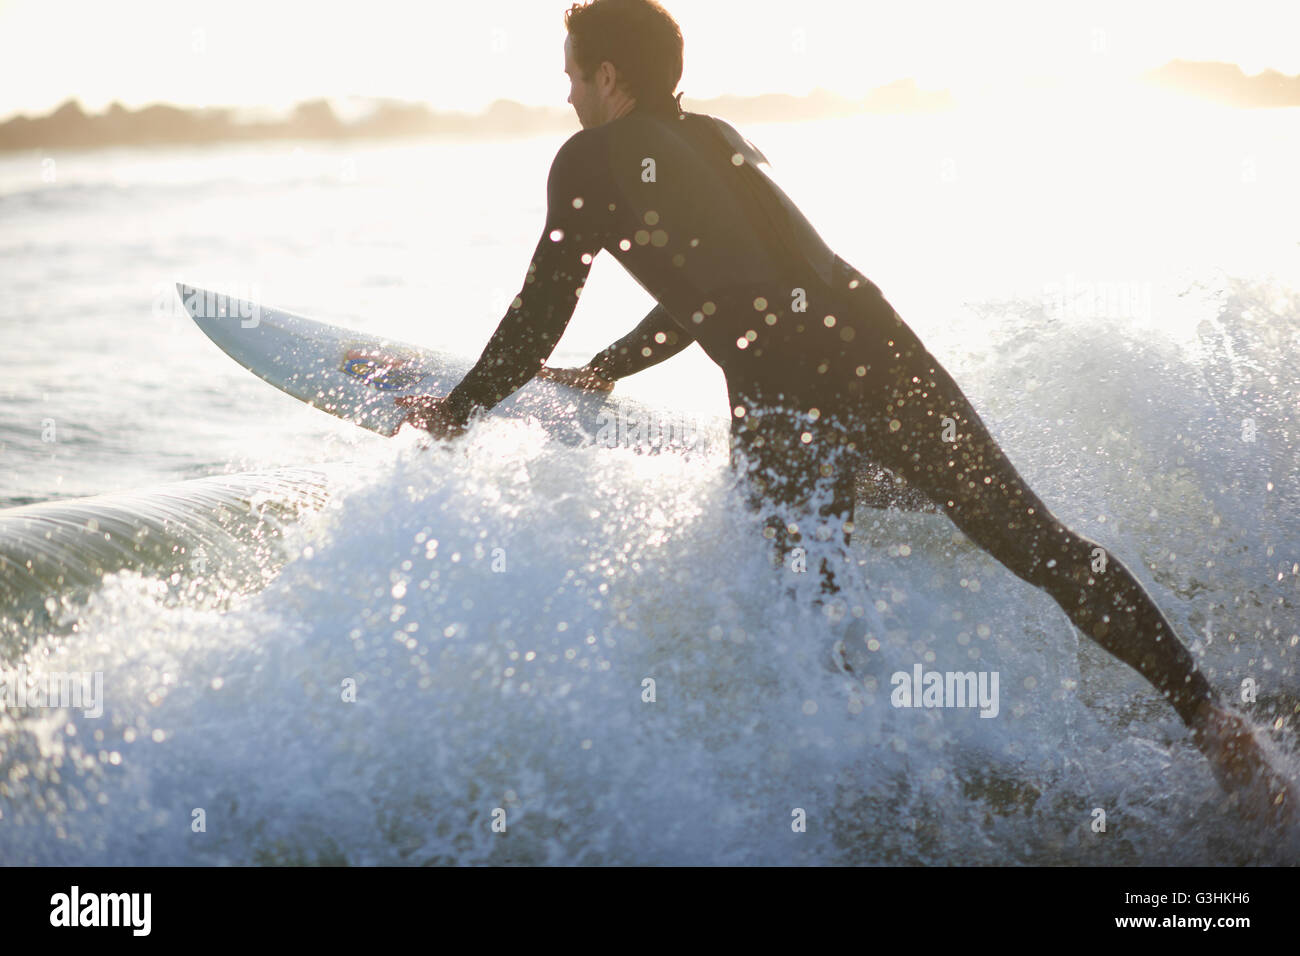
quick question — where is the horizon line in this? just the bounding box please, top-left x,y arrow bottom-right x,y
3,57 -> 1299,125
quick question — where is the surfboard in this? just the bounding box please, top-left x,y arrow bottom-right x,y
175,283 -> 724,453
176,284 -> 936,512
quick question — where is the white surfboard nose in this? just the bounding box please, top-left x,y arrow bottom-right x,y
177,283 -> 218,322
175,283 -> 209,312
176,284 -> 242,321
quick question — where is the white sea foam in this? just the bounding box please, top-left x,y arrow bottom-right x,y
2,394 -> 1296,864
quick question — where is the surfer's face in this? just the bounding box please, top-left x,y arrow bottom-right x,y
561,35 -> 595,127
564,34 -> 624,129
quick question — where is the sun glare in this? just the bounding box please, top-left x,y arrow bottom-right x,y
1,0 -> 1297,119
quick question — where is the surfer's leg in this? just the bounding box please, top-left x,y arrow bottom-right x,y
856,349 -> 1294,816
854,463 -> 937,513
854,344 -> 1216,725
729,402 -> 859,595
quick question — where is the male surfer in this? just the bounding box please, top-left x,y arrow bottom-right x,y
397,0 -> 1290,819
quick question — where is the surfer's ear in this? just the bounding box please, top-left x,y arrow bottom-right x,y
597,60 -> 634,103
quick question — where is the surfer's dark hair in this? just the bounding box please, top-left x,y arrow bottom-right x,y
564,0 -> 683,112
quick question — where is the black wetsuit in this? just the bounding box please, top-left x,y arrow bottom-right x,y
443,102 -> 1215,725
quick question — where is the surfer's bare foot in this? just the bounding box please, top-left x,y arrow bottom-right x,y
1191,701 -> 1292,824
538,364 -> 615,392
395,395 -> 467,438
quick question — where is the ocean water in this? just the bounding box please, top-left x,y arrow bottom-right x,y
1,91 -> 1298,864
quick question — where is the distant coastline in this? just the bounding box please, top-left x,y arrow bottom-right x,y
1142,59 -> 1300,108
0,81 -> 944,154
2,60 -> 1296,155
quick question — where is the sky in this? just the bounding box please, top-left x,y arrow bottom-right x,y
1,0 -> 1298,120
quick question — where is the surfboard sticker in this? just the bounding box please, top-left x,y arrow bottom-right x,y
340,347 -> 428,391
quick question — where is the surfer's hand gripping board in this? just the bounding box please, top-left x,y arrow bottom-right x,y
394,395 -> 468,438
537,364 -> 616,393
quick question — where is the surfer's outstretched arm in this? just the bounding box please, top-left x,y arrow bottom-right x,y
428,135 -> 607,427
587,302 -> 694,379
